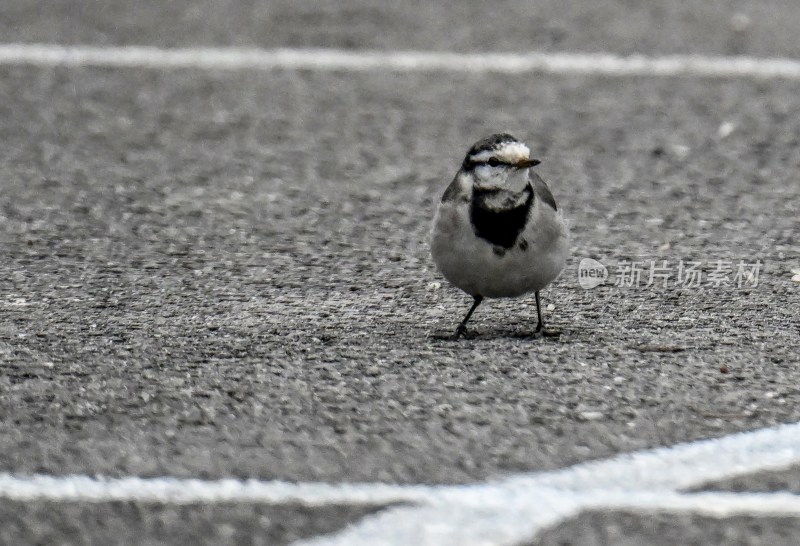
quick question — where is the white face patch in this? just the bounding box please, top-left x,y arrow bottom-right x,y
471,161 -> 529,191
470,142 -> 530,164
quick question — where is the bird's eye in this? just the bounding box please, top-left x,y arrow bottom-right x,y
487,158 -> 501,167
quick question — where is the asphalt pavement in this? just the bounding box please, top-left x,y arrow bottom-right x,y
0,2 -> 799,545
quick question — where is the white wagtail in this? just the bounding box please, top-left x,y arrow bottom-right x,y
431,133 -> 569,339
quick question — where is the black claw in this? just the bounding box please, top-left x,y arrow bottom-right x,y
452,295 -> 483,340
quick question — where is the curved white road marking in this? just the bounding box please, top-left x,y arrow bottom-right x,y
507,418 -> 800,491
296,420 -> 800,545
2,44 -> 800,79
1,422 -> 800,545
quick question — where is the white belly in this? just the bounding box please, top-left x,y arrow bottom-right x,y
431,199 -> 569,298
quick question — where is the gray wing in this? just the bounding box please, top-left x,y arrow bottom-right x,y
530,171 -> 558,212
440,173 -> 469,203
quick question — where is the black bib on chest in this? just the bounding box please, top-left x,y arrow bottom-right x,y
469,184 -> 534,249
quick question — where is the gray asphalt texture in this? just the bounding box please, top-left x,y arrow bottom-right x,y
0,501 -> 385,546
5,0 -> 800,58
1,2 -> 800,545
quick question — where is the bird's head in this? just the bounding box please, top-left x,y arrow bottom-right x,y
461,133 -> 540,191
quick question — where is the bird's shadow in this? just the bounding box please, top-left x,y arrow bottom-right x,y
428,328 -> 563,342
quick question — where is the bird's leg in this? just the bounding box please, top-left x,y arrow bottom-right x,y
534,290 -> 544,333
454,295 -> 483,340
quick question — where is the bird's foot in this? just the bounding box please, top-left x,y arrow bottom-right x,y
453,324 -> 475,340
532,324 -> 561,339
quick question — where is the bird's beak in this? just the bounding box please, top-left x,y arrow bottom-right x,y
515,158 -> 541,169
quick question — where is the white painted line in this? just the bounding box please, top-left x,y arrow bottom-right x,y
296,490 -> 800,546
1,422 -> 800,545
510,418 -> 800,491
606,490 -> 800,517
297,489 -> 800,546
298,421 -> 800,545
0,474 -> 433,506
2,44 -> 800,78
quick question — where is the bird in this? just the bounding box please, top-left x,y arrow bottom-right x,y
431,133 -> 569,339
